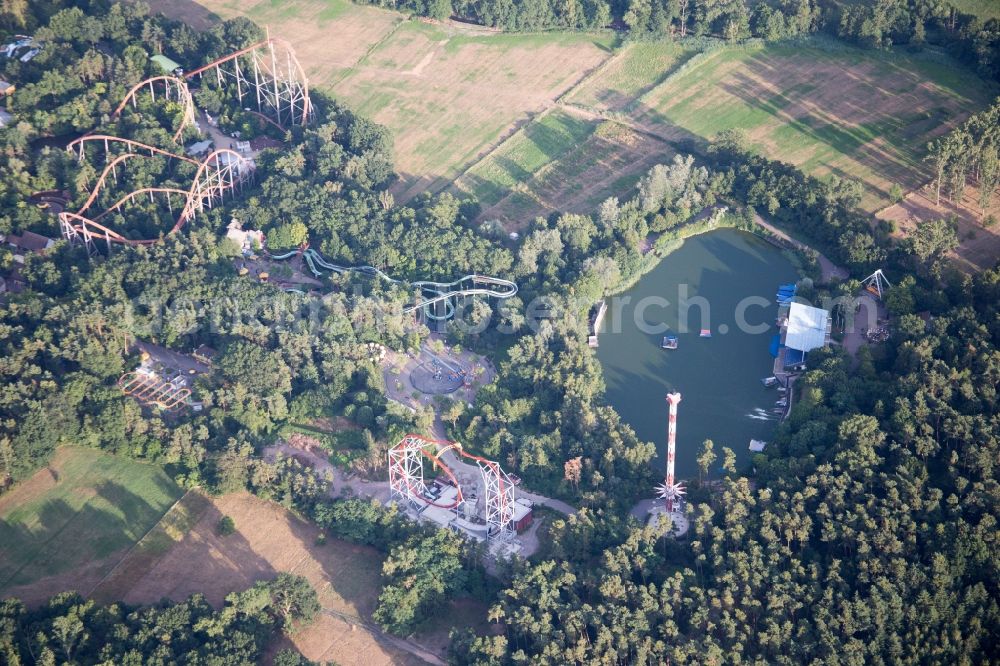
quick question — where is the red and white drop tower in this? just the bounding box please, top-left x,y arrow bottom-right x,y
656,392 -> 686,512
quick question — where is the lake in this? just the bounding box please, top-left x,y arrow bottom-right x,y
596,228 -> 798,479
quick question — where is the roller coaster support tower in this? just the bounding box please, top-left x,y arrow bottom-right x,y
184,31 -> 312,129
389,434 -> 516,543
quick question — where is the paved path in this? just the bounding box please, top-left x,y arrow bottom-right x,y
752,213 -> 848,283
629,498 -> 658,521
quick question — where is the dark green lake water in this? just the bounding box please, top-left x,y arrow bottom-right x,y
596,228 -> 797,479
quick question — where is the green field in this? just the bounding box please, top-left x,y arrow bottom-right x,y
566,41 -> 699,112
328,22 -> 615,197
453,109 -> 595,207
156,0 -> 996,216
460,119 -> 673,227
951,0 -> 1000,19
0,447 -> 183,591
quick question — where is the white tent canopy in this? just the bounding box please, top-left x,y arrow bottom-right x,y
785,302 -> 829,352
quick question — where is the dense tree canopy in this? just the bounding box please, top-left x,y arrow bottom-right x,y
0,4 -> 998,666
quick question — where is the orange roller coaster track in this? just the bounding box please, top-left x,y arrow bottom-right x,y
185,35 -> 312,129
112,76 -> 197,142
60,144 -> 253,253
67,135 -> 201,165
389,434 -> 516,542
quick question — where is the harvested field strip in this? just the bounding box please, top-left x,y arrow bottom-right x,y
329,27 -> 616,198
453,109 -> 595,206
0,447 -> 182,590
629,43 -> 995,211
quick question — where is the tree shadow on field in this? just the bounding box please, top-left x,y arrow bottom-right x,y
117,498 -> 278,607
0,480 -> 175,604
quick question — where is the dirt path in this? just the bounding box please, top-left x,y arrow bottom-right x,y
752,212 -> 848,283
321,608 -> 445,666
264,442 -> 392,504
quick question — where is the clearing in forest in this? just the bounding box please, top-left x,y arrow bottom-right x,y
97,491 -> 485,665
627,43 -> 994,211
0,447 -> 183,604
877,183 -> 1000,273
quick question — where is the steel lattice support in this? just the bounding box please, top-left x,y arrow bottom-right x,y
387,434 -> 516,542
389,434 -> 429,502
185,36 -> 312,129
62,147 -> 253,250
476,459 -> 516,543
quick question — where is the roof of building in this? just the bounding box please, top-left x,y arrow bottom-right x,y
510,501 -> 532,522
8,231 -> 54,253
193,344 -> 218,360
785,302 -> 829,353
186,139 -> 212,156
0,80 -> 13,94
150,54 -> 182,74
422,503 -> 456,528
0,109 -> 12,126
749,439 -> 767,452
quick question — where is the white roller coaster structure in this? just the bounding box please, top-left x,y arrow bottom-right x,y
184,34 -> 312,129
60,144 -> 253,254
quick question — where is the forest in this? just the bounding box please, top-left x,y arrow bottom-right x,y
0,1 -> 996,664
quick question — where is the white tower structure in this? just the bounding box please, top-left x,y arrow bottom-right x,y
656,392 -> 686,512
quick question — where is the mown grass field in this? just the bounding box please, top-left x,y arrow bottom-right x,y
331,22 -> 615,198
459,118 -> 673,228
566,40 -> 699,112
0,447 -> 182,594
453,109 -> 595,207
951,0 -> 1000,20
628,43 -> 994,211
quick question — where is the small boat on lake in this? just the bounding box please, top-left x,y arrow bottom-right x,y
700,329 -> 712,338
761,376 -> 779,387
661,335 -> 678,349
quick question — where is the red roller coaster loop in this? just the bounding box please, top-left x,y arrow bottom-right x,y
388,434 -> 516,542
112,75 -> 197,142
60,144 -> 253,253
